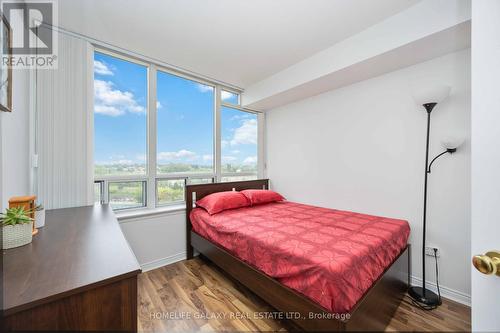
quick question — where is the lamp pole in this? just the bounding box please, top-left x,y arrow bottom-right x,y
408,84 -> 457,308
408,102 -> 454,308
421,103 -> 434,298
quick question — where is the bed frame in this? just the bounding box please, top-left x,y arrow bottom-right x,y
186,179 -> 409,331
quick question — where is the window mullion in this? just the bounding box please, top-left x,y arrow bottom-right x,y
258,112 -> 265,179
147,64 -> 158,208
103,180 -> 109,204
215,85 -> 222,183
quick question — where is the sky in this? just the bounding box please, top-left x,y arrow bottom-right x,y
94,52 -> 257,171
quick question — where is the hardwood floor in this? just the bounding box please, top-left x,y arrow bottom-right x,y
138,257 -> 470,332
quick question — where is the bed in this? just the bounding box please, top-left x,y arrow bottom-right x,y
186,179 -> 410,331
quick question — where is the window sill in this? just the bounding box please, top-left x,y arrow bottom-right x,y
116,204 -> 186,221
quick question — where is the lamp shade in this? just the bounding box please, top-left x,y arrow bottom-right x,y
441,136 -> 464,150
412,84 -> 451,106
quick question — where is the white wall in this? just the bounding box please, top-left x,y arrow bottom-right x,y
266,49 -> 471,304
0,68 -> 31,211
118,210 -> 187,271
0,3 -> 32,210
244,0 -> 471,109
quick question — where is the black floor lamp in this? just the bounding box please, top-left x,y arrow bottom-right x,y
408,85 -> 463,308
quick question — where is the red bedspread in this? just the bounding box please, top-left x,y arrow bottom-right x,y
190,201 -> 410,314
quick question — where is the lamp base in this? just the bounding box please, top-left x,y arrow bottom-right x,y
408,286 -> 441,306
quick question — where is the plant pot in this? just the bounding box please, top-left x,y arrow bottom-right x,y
2,222 -> 33,249
35,209 -> 45,228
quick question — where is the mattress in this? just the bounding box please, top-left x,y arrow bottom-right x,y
190,201 -> 410,314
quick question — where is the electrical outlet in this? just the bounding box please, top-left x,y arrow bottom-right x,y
425,246 -> 440,257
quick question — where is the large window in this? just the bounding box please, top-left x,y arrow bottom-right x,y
94,50 -> 262,210
94,51 -> 148,209
221,106 -> 258,180
156,71 -> 214,175
156,71 -> 216,205
94,52 -> 148,177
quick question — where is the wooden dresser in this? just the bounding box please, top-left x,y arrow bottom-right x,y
2,205 -> 141,331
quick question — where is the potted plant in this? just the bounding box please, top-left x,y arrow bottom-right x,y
34,203 -> 45,228
1,206 -> 33,249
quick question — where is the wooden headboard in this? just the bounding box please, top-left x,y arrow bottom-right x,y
185,179 -> 269,258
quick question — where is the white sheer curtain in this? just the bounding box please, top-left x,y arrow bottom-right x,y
35,28 -> 94,209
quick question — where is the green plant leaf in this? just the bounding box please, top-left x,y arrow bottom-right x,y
1,207 -> 33,226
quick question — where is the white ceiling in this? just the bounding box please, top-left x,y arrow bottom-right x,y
59,0 -> 420,88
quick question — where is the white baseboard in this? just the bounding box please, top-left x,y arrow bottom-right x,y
141,252 -> 187,272
410,275 -> 470,307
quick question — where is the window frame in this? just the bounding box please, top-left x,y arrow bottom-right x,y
221,89 -> 241,105
219,103 -> 260,181
155,177 -> 186,207
94,181 -> 104,204
93,47 -> 264,211
108,180 -> 148,210
155,67 -> 216,179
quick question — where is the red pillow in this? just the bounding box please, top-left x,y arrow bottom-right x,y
196,191 -> 250,215
240,190 -> 285,206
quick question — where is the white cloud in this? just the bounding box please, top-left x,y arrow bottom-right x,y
231,113 -> 250,121
97,157 -> 134,165
94,60 -> 113,76
231,150 -> 240,154
202,155 -> 213,162
94,105 -> 124,117
158,149 -> 197,161
196,83 -> 214,93
117,159 -> 134,165
157,101 -> 162,109
94,79 -> 145,116
221,140 -> 229,148
243,156 -> 257,165
196,84 -> 237,101
221,90 -> 235,101
222,156 -> 237,162
230,119 -> 257,146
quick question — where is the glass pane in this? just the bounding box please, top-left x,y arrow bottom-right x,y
157,179 -> 185,205
221,107 -> 258,174
187,178 -> 213,185
94,182 -> 102,204
221,175 -> 258,183
108,181 -> 146,210
94,52 -> 148,177
221,90 -> 239,105
157,71 -> 214,175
